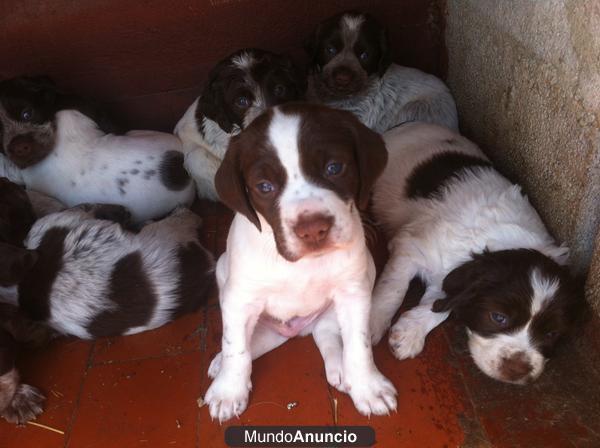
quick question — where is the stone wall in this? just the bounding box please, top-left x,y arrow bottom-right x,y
445,0 -> 600,311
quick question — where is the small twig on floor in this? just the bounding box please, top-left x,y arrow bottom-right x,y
333,397 -> 338,425
26,421 -> 65,435
197,396 -> 205,408
176,419 -> 182,429
50,390 -> 64,398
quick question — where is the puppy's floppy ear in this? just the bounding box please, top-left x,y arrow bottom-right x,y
197,75 -> 237,133
378,28 -> 392,76
432,256 -> 488,313
346,115 -> 387,210
215,135 -> 261,230
0,242 -> 38,286
303,23 -> 322,67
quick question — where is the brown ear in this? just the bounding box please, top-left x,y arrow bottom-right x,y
348,118 -> 388,210
0,242 -> 38,286
215,136 -> 261,230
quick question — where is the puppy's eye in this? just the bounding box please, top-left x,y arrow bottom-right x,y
359,51 -> 370,61
490,311 -> 508,326
326,45 -> 338,55
544,331 -> 559,340
21,108 -> 33,121
273,84 -> 286,97
256,181 -> 275,194
325,161 -> 344,177
235,96 -> 252,109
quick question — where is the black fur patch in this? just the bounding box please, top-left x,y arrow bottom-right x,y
19,227 -> 69,321
405,151 -> 492,200
0,328 -> 16,376
87,251 -> 156,337
159,151 -> 190,191
170,242 -> 215,318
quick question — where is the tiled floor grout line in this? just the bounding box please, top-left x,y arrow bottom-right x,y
63,341 -> 96,448
442,327 -> 492,446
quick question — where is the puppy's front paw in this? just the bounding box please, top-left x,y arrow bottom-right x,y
1,384 -> 45,425
388,318 -> 426,360
207,353 -> 222,379
346,370 -> 397,416
204,375 -> 251,423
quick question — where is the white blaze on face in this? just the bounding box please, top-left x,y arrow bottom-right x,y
231,51 -> 266,128
529,268 -> 559,315
267,109 -> 359,259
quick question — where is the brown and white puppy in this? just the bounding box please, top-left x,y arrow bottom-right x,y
175,48 -> 305,200
204,103 -> 396,422
305,11 -> 458,133
369,123 -> 585,384
0,76 -> 195,223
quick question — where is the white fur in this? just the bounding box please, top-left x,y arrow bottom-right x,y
19,110 -> 195,223
370,123 -> 568,382
16,206 -> 212,338
204,109 -> 396,422
309,64 -> 459,133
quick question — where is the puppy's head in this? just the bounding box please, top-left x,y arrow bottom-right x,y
305,11 -> 391,100
0,242 -> 38,287
0,76 -> 61,168
196,48 -> 305,134
215,102 -> 387,262
0,177 -> 36,246
433,249 -> 585,384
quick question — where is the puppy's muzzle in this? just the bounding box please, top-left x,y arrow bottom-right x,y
7,135 -> 44,168
293,213 -> 334,249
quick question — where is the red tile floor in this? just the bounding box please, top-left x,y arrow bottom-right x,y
1,200 -> 599,447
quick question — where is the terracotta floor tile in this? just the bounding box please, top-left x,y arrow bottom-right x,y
333,327 -> 475,447
67,352 -> 201,448
92,309 -> 205,365
199,336 -> 333,448
0,338 -> 92,448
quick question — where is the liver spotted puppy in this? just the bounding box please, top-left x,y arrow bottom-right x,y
204,103 -> 396,422
175,49 -> 305,200
369,123 -> 586,384
0,76 -> 195,223
305,11 -> 458,133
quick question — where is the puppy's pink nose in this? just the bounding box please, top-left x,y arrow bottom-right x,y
500,352 -> 533,382
294,214 -> 333,245
333,69 -> 353,87
8,136 -> 35,157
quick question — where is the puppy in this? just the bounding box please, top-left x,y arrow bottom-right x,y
175,48 -> 305,200
0,202 -> 215,339
204,103 -> 396,422
305,11 -> 458,133
369,123 -> 585,384
0,76 -> 195,223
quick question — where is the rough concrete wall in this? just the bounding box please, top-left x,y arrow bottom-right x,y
445,0 -> 600,310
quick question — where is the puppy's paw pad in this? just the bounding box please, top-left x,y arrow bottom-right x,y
1,384 -> 45,425
388,320 -> 426,360
204,376 -> 251,423
207,353 -> 222,379
349,372 -> 397,416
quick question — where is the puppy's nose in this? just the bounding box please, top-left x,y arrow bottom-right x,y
500,352 -> 533,383
333,69 -> 354,87
8,135 -> 35,157
293,214 -> 333,245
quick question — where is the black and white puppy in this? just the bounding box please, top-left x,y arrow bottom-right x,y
204,103 -> 396,422
175,48 -> 305,200
0,202 -> 215,339
0,178 -> 45,424
305,11 -> 458,133
369,123 -> 585,384
0,76 -> 195,222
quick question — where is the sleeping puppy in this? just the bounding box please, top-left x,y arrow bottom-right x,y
369,123 -> 585,384
0,203 -> 215,339
204,103 -> 396,422
0,76 -> 195,223
174,48 -> 305,201
0,177 -> 45,424
305,11 -> 458,133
